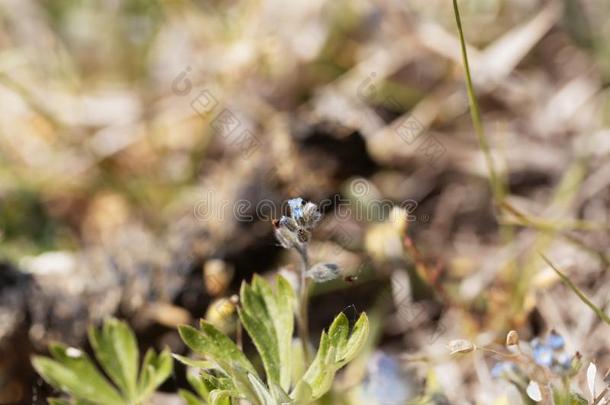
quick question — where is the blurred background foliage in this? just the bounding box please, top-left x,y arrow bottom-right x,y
1,0 -> 610,403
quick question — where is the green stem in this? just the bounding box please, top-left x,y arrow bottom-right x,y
297,247 -> 312,363
236,318 -> 243,351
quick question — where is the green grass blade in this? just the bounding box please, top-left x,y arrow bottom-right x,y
540,254 -> 610,326
452,0 -> 501,201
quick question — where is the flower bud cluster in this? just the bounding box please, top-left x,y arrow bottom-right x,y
273,197 -> 321,250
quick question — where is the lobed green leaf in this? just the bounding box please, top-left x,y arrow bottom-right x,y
33,319 -> 172,405
297,312 -> 369,400
32,347 -> 123,405
136,348 -> 173,401
178,322 -> 256,376
238,275 -> 296,390
88,318 -> 139,401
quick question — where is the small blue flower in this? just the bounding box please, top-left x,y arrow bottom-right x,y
533,344 -> 553,367
288,197 -> 304,220
548,331 -> 565,350
555,352 -> 573,371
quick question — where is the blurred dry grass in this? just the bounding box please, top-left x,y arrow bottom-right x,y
1,0 -> 610,403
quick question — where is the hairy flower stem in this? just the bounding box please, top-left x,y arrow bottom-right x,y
296,246 -> 312,364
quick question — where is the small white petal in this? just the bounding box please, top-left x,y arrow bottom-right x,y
526,381 -> 542,402
587,362 -> 597,399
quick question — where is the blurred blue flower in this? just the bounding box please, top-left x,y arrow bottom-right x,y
548,330 -> 565,350
555,352 -> 573,372
533,344 -> 553,367
362,352 -> 414,404
493,331 -> 576,383
491,362 -> 513,379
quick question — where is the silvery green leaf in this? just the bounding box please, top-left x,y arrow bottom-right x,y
305,263 -> 341,283
239,282 -> 280,384
248,373 -> 278,405
181,369 -> 238,404
216,360 -> 263,405
298,313 -> 369,400
298,319 -> 341,397
32,344 -> 124,405
178,389 -> 202,405
327,313 -> 350,359
178,322 -> 257,377
33,319 -> 171,405
88,318 -> 138,401
290,381 -> 313,404
239,275 -> 295,390
136,348 -> 173,401
290,339 -> 306,383
172,354 -> 216,370
337,312 -> 369,365
252,275 -> 295,390
299,331 -> 330,398
185,372 -> 213,402
209,389 -> 233,405
269,381 -> 292,404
